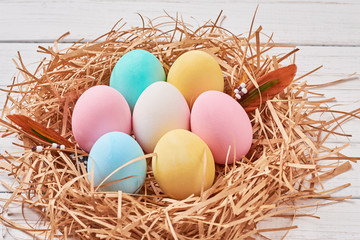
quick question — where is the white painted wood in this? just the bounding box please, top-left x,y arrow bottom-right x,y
258,198 -> 360,240
0,1 -> 359,239
1,198 -> 360,239
0,43 -> 71,87
0,196 -> 47,240
0,0 -> 359,45
1,44 -> 359,88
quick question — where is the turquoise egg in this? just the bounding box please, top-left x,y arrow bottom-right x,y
87,131 -> 146,193
110,49 -> 166,111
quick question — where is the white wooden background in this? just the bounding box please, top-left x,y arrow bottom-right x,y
0,0 -> 359,239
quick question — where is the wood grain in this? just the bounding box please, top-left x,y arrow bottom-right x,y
0,0 -> 359,45
259,198 -> 360,240
1,44 -> 359,87
0,1 -> 359,239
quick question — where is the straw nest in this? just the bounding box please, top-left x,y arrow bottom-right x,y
0,12 -> 358,239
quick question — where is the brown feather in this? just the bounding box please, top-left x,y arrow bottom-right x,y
7,114 -> 73,147
243,64 -> 297,112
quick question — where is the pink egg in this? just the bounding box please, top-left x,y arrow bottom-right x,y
72,85 -> 131,152
191,91 -> 253,164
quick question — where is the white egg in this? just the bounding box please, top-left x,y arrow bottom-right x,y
133,82 -> 190,153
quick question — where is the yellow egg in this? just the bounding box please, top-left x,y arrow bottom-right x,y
152,129 -> 215,200
167,50 -> 224,107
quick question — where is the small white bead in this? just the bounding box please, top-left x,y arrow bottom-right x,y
240,82 -> 246,88
235,93 -> 241,99
241,88 -> 248,94
51,143 -> 58,148
36,146 -> 43,152
234,89 -> 240,94
60,145 -> 65,150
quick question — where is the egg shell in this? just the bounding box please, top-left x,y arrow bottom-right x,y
191,91 -> 253,164
133,82 -> 190,153
87,131 -> 146,193
110,49 -> 166,111
72,85 -> 131,152
152,129 -> 215,200
167,50 -> 224,107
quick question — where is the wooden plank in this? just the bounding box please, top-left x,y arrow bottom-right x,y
0,223 -> 41,240
0,1 -> 359,45
272,46 -> 360,89
0,43 -> 70,87
258,198 -> 360,240
0,1 -> 359,238
0,196 -> 359,239
0,43 -> 359,88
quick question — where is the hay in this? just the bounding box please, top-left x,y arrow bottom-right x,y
0,12 -> 359,239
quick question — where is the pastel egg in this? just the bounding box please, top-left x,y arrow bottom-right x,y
110,49 -> 166,111
167,50 -> 224,107
72,85 -> 131,152
191,91 -> 253,164
87,131 -> 146,193
133,82 -> 190,153
152,129 -> 215,200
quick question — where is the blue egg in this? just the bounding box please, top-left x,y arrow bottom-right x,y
87,132 -> 146,193
110,49 -> 166,111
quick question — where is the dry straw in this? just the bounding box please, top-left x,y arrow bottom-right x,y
0,12 -> 359,239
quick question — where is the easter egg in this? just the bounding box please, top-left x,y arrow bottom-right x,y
72,85 -> 131,152
87,131 -> 146,193
167,50 -> 224,107
152,129 -> 215,200
191,91 -> 253,164
133,82 -> 190,153
110,49 -> 166,111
